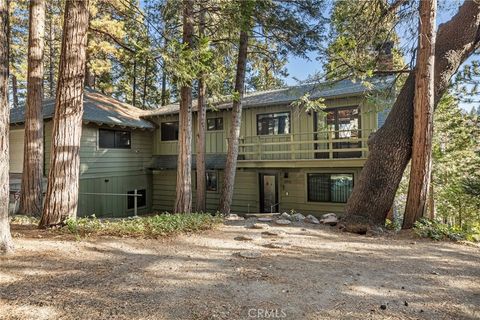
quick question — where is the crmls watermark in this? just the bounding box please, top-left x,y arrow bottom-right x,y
248,308 -> 287,318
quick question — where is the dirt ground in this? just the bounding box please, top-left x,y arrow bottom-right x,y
0,219 -> 479,320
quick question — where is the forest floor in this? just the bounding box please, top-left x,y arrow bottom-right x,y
0,219 -> 479,320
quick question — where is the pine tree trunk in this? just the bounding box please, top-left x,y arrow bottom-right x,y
427,179 -> 435,220
132,60 -> 137,107
174,0 -> 194,214
403,0 -> 437,229
47,6 -> 54,97
219,29 -> 249,214
0,0 -> 14,254
161,71 -> 167,106
39,0 -> 89,227
11,74 -> 18,108
342,1 -> 480,233
195,4 -> 206,213
19,0 -> 46,217
142,59 -> 148,108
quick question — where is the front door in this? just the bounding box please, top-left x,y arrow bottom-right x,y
259,173 -> 278,213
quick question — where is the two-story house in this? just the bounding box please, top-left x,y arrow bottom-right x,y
8,77 -> 392,217
145,77 -> 392,215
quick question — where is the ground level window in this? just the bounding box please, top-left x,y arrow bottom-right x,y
99,129 -> 131,149
307,173 -> 353,203
127,189 -> 147,209
206,171 -> 218,191
161,122 -> 179,141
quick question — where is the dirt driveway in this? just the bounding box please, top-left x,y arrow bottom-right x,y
0,220 -> 479,320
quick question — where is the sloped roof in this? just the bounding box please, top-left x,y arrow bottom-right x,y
144,76 -> 394,117
10,88 -> 155,129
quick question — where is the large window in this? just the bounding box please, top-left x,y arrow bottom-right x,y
99,129 -> 131,149
161,122 -> 179,141
207,118 -> 223,131
257,112 -> 290,135
307,173 -> 353,203
127,189 -> 147,209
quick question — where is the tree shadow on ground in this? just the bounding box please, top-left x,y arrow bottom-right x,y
0,224 -> 479,320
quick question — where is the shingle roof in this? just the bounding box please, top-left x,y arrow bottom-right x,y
10,88 -> 155,129
144,76 -> 394,117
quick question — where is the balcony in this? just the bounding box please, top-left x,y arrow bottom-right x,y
236,129 -> 373,165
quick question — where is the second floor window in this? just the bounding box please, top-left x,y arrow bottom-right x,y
99,129 -> 131,149
257,112 -> 290,135
161,122 -> 179,141
207,117 -> 223,131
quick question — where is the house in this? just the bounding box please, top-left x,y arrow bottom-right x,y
145,76 -> 393,216
8,77 -> 392,217
9,88 -> 155,217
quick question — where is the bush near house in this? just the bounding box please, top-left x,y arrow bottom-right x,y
63,213 -> 223,238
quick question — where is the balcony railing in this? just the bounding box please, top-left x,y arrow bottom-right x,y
236,129 -> 373,161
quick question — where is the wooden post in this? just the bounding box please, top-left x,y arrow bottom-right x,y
134,189 -> 138,217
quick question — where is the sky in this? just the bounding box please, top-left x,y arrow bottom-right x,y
282,0 -> 477,112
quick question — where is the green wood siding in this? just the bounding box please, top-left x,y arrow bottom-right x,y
152,168 -> 360,216
151,95 -> 379,159
44,122 -> 154,217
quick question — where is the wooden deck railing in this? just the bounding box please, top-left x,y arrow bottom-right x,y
235,129 -> 373,161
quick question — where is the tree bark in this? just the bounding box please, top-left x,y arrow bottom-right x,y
403,0 -> 437,229
19,0 -> 46,217
132,59 -> 137,107
11,74 -> 18,108
195,4 -> 206,213
142,59 -> 148,108
0,0 -> 14,254
174,0 -> 194,214
47,4 -> 54,98
39,0 -> 89,227
219,26 -> 250,214
343,0 -> 480,233
427,177 -> 435,219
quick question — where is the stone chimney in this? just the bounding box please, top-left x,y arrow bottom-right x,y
376,41 -> 394,72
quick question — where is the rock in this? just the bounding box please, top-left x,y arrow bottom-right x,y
239,250 -> 262,259
404,301 -> 409,307
263,242 -> 289,249
321,213 -> 337,220
291,213 -> 305,222
320,215 -> 338,226
380,304 -> 387,310
261,230 -> 282,237
225,214 -> 243,221
257,217 -> 273,222
279,212 -> 292,220
247,223 -> 269,229
275,219 -> 291,225
234,235 -> 254,241
305,215 -> 320,224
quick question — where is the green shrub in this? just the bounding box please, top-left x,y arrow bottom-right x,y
61,213 -> 222,238
414,218 -> 480,242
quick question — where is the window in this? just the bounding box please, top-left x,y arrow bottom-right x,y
161,122 -> 179,141
99,129 -> 131,149
127,189 -> 146,209
207,118 -> 223,131
206,171 -> 218,191
307,173 -> 353,203
257,112 -> 290,135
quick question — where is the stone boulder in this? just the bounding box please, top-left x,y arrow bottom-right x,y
305,215 -> 320,224
320,213 -> 338,226
291,213 -> 306,222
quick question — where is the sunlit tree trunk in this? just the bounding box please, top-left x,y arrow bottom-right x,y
19,0 -> 46,217
196,3 -> 206,212
0,0 -> 14,254
219,6 -> 251,214
40,0 -> 89,227
403,0 -> 437,229
174,0 -> 194,213
343,1 -> 480,232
